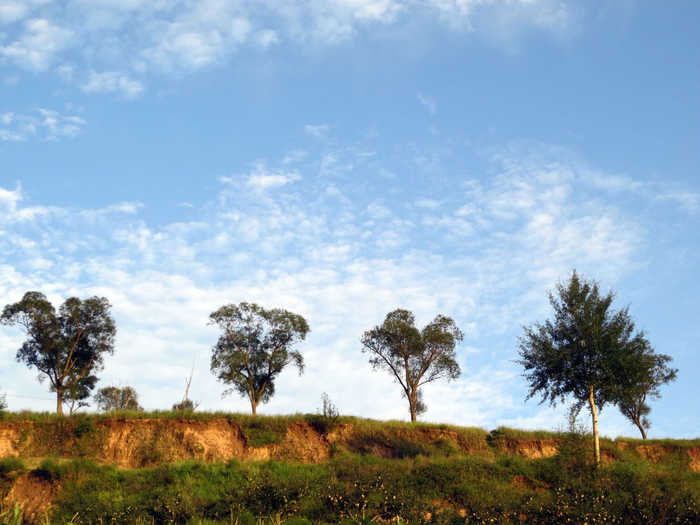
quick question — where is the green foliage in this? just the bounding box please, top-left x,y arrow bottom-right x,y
518,270 -> 655,462
0,291 -> 116,415
0,503 -> 23,525
209,302 -> 309,415
519,270 -> 642,410
0,456 -> 25,478
172,398 -> 197,412
73,416 -> 96,438
95,386 -> 142,412
34,458 -> 64,482
361,309 -> 463,422
242,419 -> 288,447
614,348 -> 677,439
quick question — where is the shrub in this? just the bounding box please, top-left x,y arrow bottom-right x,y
0,456 -> 24,477
73,416 -> 96,438
33,458 -> 63,482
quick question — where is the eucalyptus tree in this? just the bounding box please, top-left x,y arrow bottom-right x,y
209,302 -> 309,415
518,271 -> 654,464
1,291 -> 116,415
361,309 -> 463,422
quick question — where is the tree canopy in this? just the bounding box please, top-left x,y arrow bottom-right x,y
1,291 -> 116,415
518,271 -> 654,464
209,302 -> 309,415
94,386 -> 142,412
613,344 -> 677,439
361,309 -> 463,422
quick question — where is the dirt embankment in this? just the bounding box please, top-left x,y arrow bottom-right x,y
0,419 -> 486,468
0,418 -> 697,471
0,419 -> 334,468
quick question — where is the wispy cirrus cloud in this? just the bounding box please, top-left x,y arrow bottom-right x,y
304,123 -> 330,139
0,1 -> 583,98
2,136 -> 692,438
0,107 -> 86,141
81,70 -> 144,98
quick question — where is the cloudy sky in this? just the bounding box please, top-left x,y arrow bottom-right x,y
1,1 -> 698,438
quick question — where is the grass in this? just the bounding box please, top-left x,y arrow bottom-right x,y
7,449 -> 695,524
615,436 -> 700,448
0,411 -> 699,523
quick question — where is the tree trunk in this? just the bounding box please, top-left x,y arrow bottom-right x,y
588,385 -> 600,466
250,396 -> 258,415
56,389 -> 64,416
408,392 -> 417,422
635,420 -> 647,440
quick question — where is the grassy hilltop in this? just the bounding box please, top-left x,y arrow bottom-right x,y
0,411 -> 698,524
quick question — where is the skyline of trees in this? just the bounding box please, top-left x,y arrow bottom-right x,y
0,280 -> 680,439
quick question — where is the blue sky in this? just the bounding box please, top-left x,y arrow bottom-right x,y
1,1 -> 698,438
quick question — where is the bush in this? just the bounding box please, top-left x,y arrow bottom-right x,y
73,416 -> 96,437
0,456 -> 24,477
33,458 -> 63,482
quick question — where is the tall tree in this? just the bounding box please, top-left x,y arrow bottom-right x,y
361,309 -> 463,422
209,302 -> 309,415
1,291 -> 116,415
614,345 -> 677,439
94,386 -> 142,412
518,271 -> 652,464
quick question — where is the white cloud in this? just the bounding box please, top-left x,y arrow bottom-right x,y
656,191 -> 700,213
0,184 -> 22,209
427,0 -> 572,33
82,70 -> 144,98
304,123 -> 330,139
55,63 -> 73,81
282,149 -> 307,165
366,201 -> 391,219
0,1 -> 28,24
0,107 -> 86,141
0,18 -> 73,71
0,142 -> 690,437
255,29 -> 278,48
0,0 -> 580,92
243,165 -> 301,191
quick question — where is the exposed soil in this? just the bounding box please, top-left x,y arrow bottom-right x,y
0,427 -> 20,457
687,447 -> 700,472
506,439 -> 558,459
3,472 -> 58,523
98,418 -> 248,467
635,444 -> 676,464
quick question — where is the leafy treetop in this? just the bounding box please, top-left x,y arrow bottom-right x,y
209,302 -> 309,415
1,291 -> 116,415
361,309 -> 463,422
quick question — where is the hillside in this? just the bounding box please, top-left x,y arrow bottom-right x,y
0,412 -> 698,524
